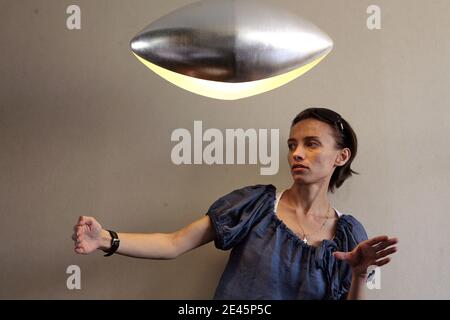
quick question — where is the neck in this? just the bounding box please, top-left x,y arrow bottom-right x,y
287,182 -> 331,217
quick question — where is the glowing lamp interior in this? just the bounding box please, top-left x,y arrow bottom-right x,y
133,53 -> 328,100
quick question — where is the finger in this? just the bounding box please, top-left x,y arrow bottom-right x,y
78,216 -> 94,225
74,233 -> 83,243
375,246 -> 397,259
72,225 -> 81,237
367,235 -> 389,246
74,246 -> 84,254
375,257 -> 391,267
73,226 -> 81,236
333,251 -> 350,261
374,238 -> 399,251
75,240 -> 82,247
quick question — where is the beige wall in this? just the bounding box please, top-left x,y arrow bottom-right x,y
1,0 -> 449,299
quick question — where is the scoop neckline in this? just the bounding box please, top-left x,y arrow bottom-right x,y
270,185 -> 344,250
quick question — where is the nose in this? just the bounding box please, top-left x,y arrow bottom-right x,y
292,145 -> 305,161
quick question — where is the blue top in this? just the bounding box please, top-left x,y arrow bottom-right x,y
205,184 -> 368,300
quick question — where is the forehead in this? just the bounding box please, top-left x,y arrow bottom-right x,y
289,119 -> 335,141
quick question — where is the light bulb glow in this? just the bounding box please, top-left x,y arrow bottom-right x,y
133,53 -> 328,100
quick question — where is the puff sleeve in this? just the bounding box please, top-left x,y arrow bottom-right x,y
205,184 -> 274,250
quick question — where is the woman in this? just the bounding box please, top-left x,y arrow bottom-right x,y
72,107 -> 398,300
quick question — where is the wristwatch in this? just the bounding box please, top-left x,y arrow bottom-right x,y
102,230 -> 120,257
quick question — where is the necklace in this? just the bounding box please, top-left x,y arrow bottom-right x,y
296,203 -> 332,245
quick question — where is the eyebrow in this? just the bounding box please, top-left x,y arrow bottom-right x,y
287,136 -> 321,142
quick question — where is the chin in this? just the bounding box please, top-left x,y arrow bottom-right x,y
291,175 -> 309,184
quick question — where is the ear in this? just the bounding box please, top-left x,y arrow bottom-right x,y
335,148 -> 351,167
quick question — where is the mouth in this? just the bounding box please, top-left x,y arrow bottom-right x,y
291,164 -> 309,171
291,164 -> 309,169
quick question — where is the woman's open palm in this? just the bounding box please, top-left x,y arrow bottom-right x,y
72,216 -> 103,254
333,235 -> 398,276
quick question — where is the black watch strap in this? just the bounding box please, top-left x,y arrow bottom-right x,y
103,230 -> 120,257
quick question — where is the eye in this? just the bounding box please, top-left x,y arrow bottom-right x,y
306,141 -> 319,148
287,143 -> 296,150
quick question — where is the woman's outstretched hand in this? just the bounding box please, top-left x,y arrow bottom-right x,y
72,216 -> 104,255
333,235 -> 398,276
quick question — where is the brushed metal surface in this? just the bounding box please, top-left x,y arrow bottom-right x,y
130,0 -> 333,83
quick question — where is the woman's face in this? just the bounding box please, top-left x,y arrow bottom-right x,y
287,118 -> 350,187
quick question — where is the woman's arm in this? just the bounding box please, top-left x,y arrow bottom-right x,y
346,272 -> 367,300
73,215 -> 216,259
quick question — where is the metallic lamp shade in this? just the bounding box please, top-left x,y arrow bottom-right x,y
130,0 -> 333,100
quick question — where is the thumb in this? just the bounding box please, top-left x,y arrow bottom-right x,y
78,216 -> 95,226
333,251 -> 350,261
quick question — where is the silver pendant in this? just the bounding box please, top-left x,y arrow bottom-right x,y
302,236 -> 308,244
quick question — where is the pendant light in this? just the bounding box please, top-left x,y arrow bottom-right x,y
130,0 -> 333,100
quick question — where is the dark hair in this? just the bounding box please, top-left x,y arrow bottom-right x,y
290,107 -> 359,193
